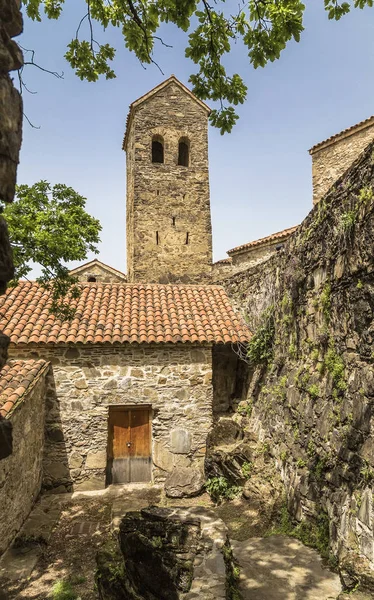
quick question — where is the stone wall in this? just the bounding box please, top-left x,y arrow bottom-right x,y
0,0 -> 22,291
71,261 -> 127,283
224,141 -> 374,580
0,369 -> 48,555
125,81 -> 213,284
310,119 -> 374,205
9,344 -> 213,491
212,232 -> 296,283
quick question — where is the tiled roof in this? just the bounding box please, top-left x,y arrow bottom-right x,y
0,282 -> 250,346
123,75 -> 211,150
213,258 -> 232,265
227,226 -> 298,255
309,115 -> 374,154
0,359 -> 49,418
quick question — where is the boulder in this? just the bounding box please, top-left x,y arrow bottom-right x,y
207,418 -> 244,448
164,467 -> 205,498
204,444 -> 252,485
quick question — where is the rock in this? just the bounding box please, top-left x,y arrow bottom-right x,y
85,450 -> 107,469
170,428 -> 191,454
68,451 -> 83,469
204,444 -> 252,485
165,467 -> 205,498
207,418 -> 244,447
44,461 -> 70,482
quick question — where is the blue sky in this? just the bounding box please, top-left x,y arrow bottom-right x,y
17,2 -> 374,275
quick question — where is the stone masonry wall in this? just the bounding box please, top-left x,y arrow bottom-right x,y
224,141 -> 374,581
125,81 -> 212,284
72,263 -> 127,283
8,344 -> 213,492
0,370 -> 47,554
0,0 -> 22,290
311,121 -> 374,205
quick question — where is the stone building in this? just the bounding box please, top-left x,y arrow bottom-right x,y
69,259 -> 127,283
309,114 -> 374,205
212,225 -> 298,281
0,77 -> 249,512
124,76 -> 213,284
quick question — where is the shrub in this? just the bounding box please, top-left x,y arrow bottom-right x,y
205,477 -> 242,503
247,306 -> 275,365
49,580 -> 80,600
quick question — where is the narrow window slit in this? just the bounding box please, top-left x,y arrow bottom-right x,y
185,232 -> 189,245
172,217 -> 176,226
156,231 -> 159,245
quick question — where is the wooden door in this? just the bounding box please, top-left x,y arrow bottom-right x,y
107,407 -> 151,484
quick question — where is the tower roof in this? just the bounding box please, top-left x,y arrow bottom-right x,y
122,75 -> 211,150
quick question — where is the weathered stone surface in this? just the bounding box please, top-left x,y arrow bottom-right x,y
170,428 -> 191,454
232,536 -> 341,599
125,79 -> 212,284
96,506 -> 234,600
0,370 -> 47,555
85,450 -> 107,469
205,444 -> 252,485
310,119 -> 374,205
165,467 -> 205,498
0,0 -> 23,206
8,345 -> 213,491
222,139 -> 374,578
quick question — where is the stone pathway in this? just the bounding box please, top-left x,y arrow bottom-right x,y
0,486 -> 345,599
232,536 -> 342,600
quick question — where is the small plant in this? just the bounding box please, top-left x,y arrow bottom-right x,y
289,342 -> 297,359
205,477 -> 242,503
307,384 -> 320,400
241,461 -> 252,479
340,210 -> 356,231
49,580 -> 80,600
359,185 -> 373,204
297,458 -> 306,468
307,439 -> 316,457
280,450 -> 288,462
310,348 -> 319,363
237,401 -> 252,417
151,536 -> 163,548
324,343 -> 346,392
360,464 -> 374,484
356,279 -> 363,289
247,306 -> 275,365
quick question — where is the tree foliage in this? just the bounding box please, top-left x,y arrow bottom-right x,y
22,0 -> 374,133
2,181 -> 101,319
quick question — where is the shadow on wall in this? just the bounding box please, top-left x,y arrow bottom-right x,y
212,344 -> 250,414
42,370 -> 73,493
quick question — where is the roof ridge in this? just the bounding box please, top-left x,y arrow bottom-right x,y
122,75 -> 211,150
228,225 -> 298,255
309,114 -> 374,154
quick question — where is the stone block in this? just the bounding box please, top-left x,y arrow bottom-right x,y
73,475 -> 105,491
45,461 -> 70,482
165,467 -> 205,498
69,451 -> 84,469
74,378 -> 88,389
170,428 -> 191,454
85,450 -> 107,469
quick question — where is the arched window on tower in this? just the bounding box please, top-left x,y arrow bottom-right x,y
178,138 -> 190,167
152,135 -> 164,163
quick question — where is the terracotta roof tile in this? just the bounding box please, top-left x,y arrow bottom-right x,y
0,359 -> 49,418
0,282 -> 250,346
309,115 -> 374,154
227,226 -> 298,256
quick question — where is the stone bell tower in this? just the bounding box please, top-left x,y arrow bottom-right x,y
123,76 -> 213,283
